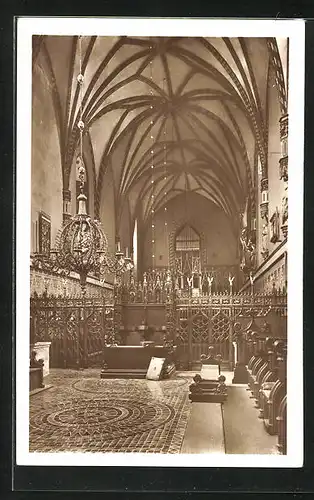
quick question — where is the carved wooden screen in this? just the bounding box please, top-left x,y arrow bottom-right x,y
190,307 -> 211,362
211,309 -> 231,361
175,303 -> 232,368
34,305 -> 80,368
176,306 -> 190,368
84,306 -> 105,366
30,296 -> 111,368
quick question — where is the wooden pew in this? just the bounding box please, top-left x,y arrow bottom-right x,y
260,341 -> 287,435
238,317 -> 287,445
277,395 -> 287,454
257,339 -> 278,414
247,332 -> 268,395
252,338 -> 280,408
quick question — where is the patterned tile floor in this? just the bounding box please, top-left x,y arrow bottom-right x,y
29,369 -> 194,454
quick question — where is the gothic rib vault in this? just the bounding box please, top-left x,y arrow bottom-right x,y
33,35 -> 287,239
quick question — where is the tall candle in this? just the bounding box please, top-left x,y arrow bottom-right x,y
126,247 -> 129,258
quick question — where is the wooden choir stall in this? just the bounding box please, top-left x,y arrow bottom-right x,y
233,320 -> 287,455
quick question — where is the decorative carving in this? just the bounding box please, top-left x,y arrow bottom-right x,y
215,375 -> 227,395
240,227 -> 256,276
279,114 -> 288,141
136,266 -> 239,297
260,202 -> 269,222
282,196 -> 288,226
270,208 -> 281,243
200,345 -> 218,363
279,156 -> 288,182
175,256 -> 183,273
260,178 -> 269,192
233,322 -> 243,340
187,275 -> 193,289
261,222 -> 269,260
30,268 -> 112,299
279,114 -> 288,182
38,212 -> 51,256
62,189 -> 72,222
228,274 -> 235,294
189,373 -> 227,402
281,225 -> 288,239
280,194 -> 288,239
30,350 -> 44,368
128,272 -> 136,302
192,256 -> 201,273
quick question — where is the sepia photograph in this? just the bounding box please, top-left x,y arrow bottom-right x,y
16,18 -> 304,468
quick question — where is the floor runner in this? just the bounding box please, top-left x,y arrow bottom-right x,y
222,385 -> 278,455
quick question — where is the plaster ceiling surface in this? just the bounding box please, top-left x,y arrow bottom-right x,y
34,35 -> 287,226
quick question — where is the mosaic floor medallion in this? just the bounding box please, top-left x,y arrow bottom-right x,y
29,369 -> 193,453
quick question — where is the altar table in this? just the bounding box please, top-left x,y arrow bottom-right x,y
100,345 -> 177,379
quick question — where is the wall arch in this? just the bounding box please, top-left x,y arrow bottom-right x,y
31,54 -> 63,249
98,160 -> 116,258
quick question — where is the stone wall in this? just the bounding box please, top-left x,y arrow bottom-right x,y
256,63 -> 287,270
31,53 -> 63,251
142,192 -> 238,271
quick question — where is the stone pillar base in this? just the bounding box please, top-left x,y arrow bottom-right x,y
31,342 -> 51,377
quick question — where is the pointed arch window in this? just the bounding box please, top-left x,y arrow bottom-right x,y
175,225 -> 200,252
175,225 -> 201,288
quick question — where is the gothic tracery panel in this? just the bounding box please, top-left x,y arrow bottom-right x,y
211,309 -> 230,360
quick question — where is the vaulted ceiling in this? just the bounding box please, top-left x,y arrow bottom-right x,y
33,35 -> 287,229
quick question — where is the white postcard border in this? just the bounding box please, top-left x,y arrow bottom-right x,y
16,17 -> 305,468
